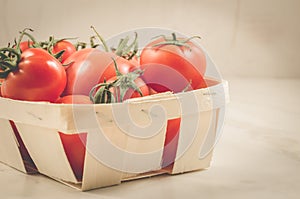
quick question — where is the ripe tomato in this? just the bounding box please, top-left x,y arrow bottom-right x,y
55,95 -> 93,104
162,118 -> 181,168
59,132 -> 87,181
1,48 -> 66,102
140,33 -> 207,93
0,78 -> 3,97
63,48 -> 138,96
52,40 -> 76,63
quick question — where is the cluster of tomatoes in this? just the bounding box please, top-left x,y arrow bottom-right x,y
0,27 -> 208,104
0,27 -> 210,181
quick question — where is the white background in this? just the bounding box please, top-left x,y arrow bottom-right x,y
0,0 -> 299,78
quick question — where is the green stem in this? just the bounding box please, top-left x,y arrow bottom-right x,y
16,28 -> 37,51
90,26 -> 109,52
182,35 -> 201,43
171,32 -> 177,41
75,42 -> 87,50
90,36 -> 101,48
111,57 -> 122,76
114,32 -> 138,59
151,33 -> 201,51
114,36 -> 129,56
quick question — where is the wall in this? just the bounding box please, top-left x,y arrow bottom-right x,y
0,0 -> 299,78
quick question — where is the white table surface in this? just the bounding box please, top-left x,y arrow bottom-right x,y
1,77 -> 299,199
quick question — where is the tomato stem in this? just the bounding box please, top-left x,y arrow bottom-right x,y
90,36 -> 99,48
89,58 -> 143,104
75,42 -> 87,50
16,28 -> 39,51
152,33 -> 202,51
89,82 -> 115,104
171,32 -> 177,40
90,26 -> 109,52
114,32 -> 138,60
111,57 -> 122,77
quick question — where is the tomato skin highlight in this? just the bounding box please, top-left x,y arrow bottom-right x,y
52,40 -> 76,63
63,48 -> 138,96
140,37 -> 207,93
1,48 -> 66,102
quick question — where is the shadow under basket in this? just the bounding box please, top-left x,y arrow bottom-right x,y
0,80 -> 229,191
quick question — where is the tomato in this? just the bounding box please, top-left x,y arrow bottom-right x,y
52,40 -> 76,63
55,95 -> 93,104
0,48 -> 66,102
149,87 -> 158,95
162,118 -> 181,168
63,48 -> 138,96
107,76 -> 150,102
0,78 -> 3,97
59,132 -> 87,181
12,41 -> 34,52
140,33 -> 207,93
128,55 -> 139,67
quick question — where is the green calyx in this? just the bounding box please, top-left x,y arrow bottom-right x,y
89,80 -> 116,104
0,28 -> 79,78
0,28 -> 63,78
42,36 -> 65,60
112,32 -> 138,60
0,30 -> 31,71
89,58 -> 143,104
90,26 -> 138,60
0,47 -> 21,78
15,28 -> 40,50
152,32 -> 201,51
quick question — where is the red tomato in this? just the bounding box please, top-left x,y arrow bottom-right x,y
149,87 -> 158,95
128,55 -> 140,67
52,40 -> 76,63
140,34 -> 207,93
162,118 -> 181,168
63,48 -> 138,96
0,78 -> 3,97
56,95 -> 93,104
202,77 -> 221,87
107,76 -> 150,102
1,48 -> 66,102
59,132 -> 87,181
